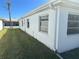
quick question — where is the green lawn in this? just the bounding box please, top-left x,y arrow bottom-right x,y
0,29 -> 59,59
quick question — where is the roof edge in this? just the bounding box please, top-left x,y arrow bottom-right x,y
19,0 -> 79,20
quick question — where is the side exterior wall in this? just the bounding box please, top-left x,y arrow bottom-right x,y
0,20 -> 3,31
56,6 -> 79,53
19,8 -> 57,51
19,19 -> 26,32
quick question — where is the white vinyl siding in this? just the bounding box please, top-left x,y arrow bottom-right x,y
67,14 -> 79,34
39,15 -> 48,33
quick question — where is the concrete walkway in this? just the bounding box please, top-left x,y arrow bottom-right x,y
61,48 -> 79,59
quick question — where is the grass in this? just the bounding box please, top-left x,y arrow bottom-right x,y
0,29 -> 59,59
61,48 -> 79,59
0,29 -> 8,39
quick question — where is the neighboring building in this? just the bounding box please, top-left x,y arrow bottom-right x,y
3,20 -> 19,28
0,18 -> 19,30
19,0 -> 79,53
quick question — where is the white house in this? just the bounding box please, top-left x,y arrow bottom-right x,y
0,19 -> 3,31
19,0 -> 79,53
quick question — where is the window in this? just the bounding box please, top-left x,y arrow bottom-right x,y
67,14 -> 79,34
39,15 -> 48,33
22,20 -> 23,26
27,19 -> 30,28
23,20 -> 24,25
24,19 -> 26,25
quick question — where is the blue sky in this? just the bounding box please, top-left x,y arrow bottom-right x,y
0,0 -> 48,20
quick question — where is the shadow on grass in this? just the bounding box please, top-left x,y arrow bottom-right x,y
0,29 -> 59,59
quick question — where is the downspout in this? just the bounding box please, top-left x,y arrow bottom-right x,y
49,2 -> 63,58
49,2 -> 58,53
54,7 -> 63,59
54,7 -> 58,53
51,0 -> 63,53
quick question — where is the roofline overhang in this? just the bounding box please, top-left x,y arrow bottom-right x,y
53,0 -> 79,10
19,0 -> 79,20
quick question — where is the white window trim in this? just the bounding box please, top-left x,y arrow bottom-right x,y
39,15 -> 49,33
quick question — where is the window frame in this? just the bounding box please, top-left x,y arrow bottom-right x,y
67,13 -> 79,35
39,15 -> 49,33
22,20 -> 23,26
27,19 -> 30,28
